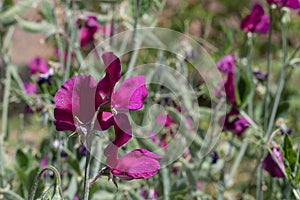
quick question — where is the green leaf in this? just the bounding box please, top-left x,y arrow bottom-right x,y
235,67 -> 253,108
1,0 -> 14,12
0,0 -> 35,25
39,1 -> 56,24
15,149 -> 29,169
283,134 -> 297,182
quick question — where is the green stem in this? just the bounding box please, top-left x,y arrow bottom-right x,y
264,24 -> 287,142
226,140 -> 248,187
0,64 -> 12,187
83,149 -> 91,200
257,24 -> 288,200
29,165 -> 63,200
64,4 -> 77,82
263,5 -> 273,130
246,35 -> 254,118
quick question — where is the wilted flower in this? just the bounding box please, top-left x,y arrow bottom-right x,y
266,0 -> 300,9
262,146 -> 285,178
240,3 -> 270,34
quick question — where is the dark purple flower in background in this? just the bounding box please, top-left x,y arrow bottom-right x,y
253,70 -> 268,81
221,108 -> 249,136
241,3 -> 270,34
262,147 -> 285,178
211,151 -> 219,164
79,144 -> 87,156
23,82 -> 38,94
215,54 -> 237,104
140,188 -> 158,200
224,73 -> 236,104
78,15 -> 100,47
29,57 -> 49,75
267,0 -> 300,9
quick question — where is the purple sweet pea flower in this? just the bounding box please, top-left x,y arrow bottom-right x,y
216,54 -> 235,74
240,3 -> 270,34
95,52 -> 160,180
29,57 -> 49,75
23,82 -> 38,94
78,15 -> 100,47
262,147 -> 285,178
97,52 -> 148,148
215,54 -> 236,104
221,108 -> 249,136
53,75 -> 103,132
267,0 -> 300,9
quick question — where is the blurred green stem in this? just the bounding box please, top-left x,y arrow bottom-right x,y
0,189 -> 24,200
0,27 -> 14,187
264,24 -> 287,141
257,24 -> 288,200
246,35 -> 254,118
83,149 -> 91,200
263,5 -> 273,130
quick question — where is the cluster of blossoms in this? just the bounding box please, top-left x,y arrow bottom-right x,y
54,52 -> 161,180
217,1 -> 291,178
215,54 -> 250,137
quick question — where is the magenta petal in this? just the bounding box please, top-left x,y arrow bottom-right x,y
113,113 -> 132,147
285,0 -> 300,9
110,149 -> 161,180
111,76 -> 148,111
240,3 -> 269,34
54,108 -> 75,131
97,52 -> 121,97
72,75 -> 99,124
255,15 -> 270,34
262,147 -> 285,178
97,111 -> 114,131
224,73 -> 236,104
29,57 -> 49,75
23,82 -> 38,94
216,54 -> 235,74
54,75 -> 103,131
